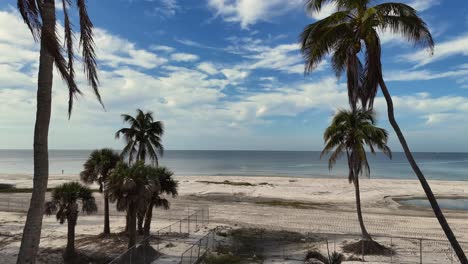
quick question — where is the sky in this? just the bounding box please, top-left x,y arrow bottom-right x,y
0,0 -> 468,151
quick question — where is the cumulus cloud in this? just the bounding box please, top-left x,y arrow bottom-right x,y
170,53 -> 199,62
401,34 -> 468,66
207,0 -> 302,29
197,62 -> 218,75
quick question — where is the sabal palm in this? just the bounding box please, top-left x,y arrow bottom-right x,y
44,182 -> 97,260
115,109 -> 164,166
107,162 -> 158,248
80,149 -> 121,235
17,1 -> 101,262
322,109 -> 391,240
142,167 -> 178,236
300,1 -> 467,261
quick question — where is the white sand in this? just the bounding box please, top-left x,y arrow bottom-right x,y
1,174 -> 467,263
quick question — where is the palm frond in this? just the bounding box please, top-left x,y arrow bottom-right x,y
77,0 -> 102,106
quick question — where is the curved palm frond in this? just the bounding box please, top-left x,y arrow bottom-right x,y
322,109 -> 391,181
18,0 -> 103,116
116,109 -> 164,165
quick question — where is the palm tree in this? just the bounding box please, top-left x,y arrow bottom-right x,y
80,149 -> 121,235
44,182 -> 97,260
115,109 -> 164,166
300,1 -> 467,261
143,167 -> 178,236
107,162 -> 158,248
17,1 -> 102,262
322,109 -> 391,240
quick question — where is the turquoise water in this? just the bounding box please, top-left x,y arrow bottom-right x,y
400,199 -> 468,211
0,150 -> 467,181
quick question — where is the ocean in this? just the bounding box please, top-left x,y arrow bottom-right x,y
0,150 -> 467,181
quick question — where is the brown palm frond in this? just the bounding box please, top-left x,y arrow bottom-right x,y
77,0 -> 102,107
17,0 -> 42,40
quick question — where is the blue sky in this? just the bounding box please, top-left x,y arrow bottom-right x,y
0,0 -> 468,151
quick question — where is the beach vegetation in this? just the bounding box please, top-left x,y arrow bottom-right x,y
255,199 -> 320,209
44,182 -> 98,261
80,149 -> 121,235
141,166 -> 178,236
107,162 -> 158,248
115,109 -> 164,166
197,180 -> 257,186
300,1 -> 466,261
306,250 -> 345,264
322,109 -> 391,240
16,0 -> 102,261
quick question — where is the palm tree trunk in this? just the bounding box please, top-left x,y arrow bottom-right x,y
128,205 -> 137,248
137,211 -> 144,235
143,202 -> 154,237
103,191 -> 110,235
17,1 -> 55,263
64,216 -> 77,261
379,77 -> 468,263
354,175 -> 371,240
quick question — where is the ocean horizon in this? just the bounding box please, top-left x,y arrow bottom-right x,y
0,149 -> 467,181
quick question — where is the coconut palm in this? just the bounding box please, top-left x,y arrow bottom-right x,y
17,1 -> 101,262
44,182 -> 97,260
115,109 -> 164,166
107,162 -> 158,248
322,109 -> 391,240
142,167 -> 178,236
300,1 -> 467,261
80,149 -> 121,235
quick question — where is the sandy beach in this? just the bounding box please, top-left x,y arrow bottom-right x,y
1,174 -> 467,263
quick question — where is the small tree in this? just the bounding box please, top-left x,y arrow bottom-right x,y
115,109 -> 164,166
44,182 -> 97,260
143,167 -> 178,236
107,162 -> 158,248
80,149 -> 121,235
322,109 -> 391,240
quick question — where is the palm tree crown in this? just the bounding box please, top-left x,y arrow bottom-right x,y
142,166 -> 178,235
107,162 -> 159,248
80,148 -> 120,235
300,0 -> 433,109
80,148 -> 121,192
322,109 -> 391,182
18,0 -> 102,115
44,182 -> 97,259
115,109 -> 164,165
45,182 -> 97,223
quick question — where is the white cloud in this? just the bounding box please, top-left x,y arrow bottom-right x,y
401,35 -> 468,66
385,69 -> 468,82
207,0 -> 302,29
406,0 -> 440,12
146,0 -> 180,18
150,45 -> 175,53
221,68 -> 249,82
170,53 -> 199,62
197,62 -> 218,75
307,2 -> 336,20
94,28 -> 168,69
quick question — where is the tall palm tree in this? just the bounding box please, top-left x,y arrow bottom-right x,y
322,109 -> 391,240
107,162 -> 158,248
44,182 -> 97,260
300,1 -> 467,261
17,1 -> 102,262
115,109 -> 164,166
143,167 -> 178,236
80,149 -> 120,235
